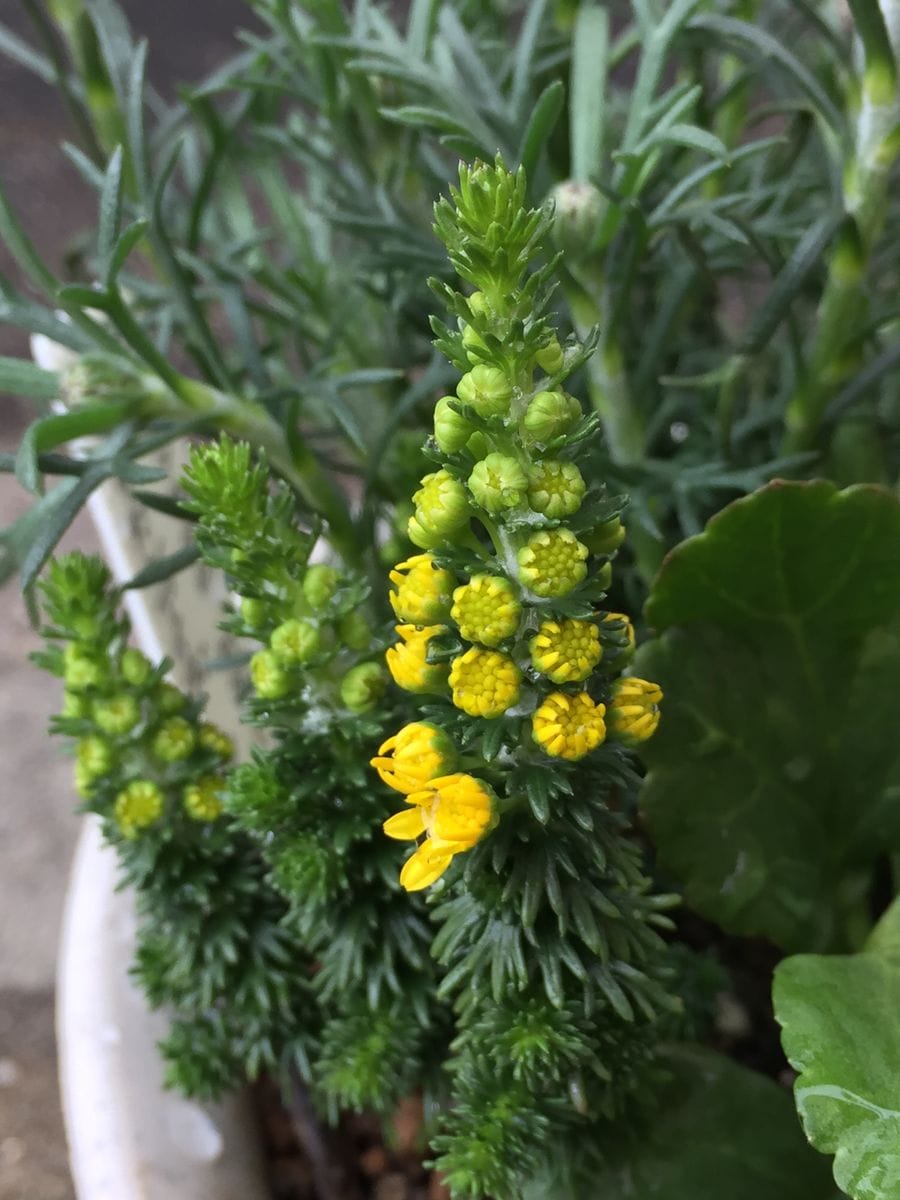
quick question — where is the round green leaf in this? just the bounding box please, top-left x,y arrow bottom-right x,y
637,481 -> 900,949
774,898 -> 900,1200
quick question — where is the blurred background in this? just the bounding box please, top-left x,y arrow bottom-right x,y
0,4 -> 253,1194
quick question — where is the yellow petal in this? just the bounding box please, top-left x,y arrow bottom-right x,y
383,808 -> 427,840
400,846 -> 453,891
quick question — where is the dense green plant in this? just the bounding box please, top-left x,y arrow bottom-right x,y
4,2 -> 900,1199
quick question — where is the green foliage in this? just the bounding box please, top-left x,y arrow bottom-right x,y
636,481 -> 900,951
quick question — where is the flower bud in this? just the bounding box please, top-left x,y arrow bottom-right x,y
183,775 -> 225,822
527,459 -> 586,518
467,453 -> 528,514
407,514 -> 447,550
63,644 -> 103,691
92,693 -> 141,736
114,779 -> 164,839
534,337 -> 565,376
340,662 -> 387,712
530,618 -> 601,684
461,323 -> 488,362
59,355 -> 146,411
385,624 -> 449,695
270,618 -> 321,665
303,564 -> 341,609
239,596 -> 268,628
434,396 -> 474,454
533,691 -> 606,760
152,716 -> 196,762
250,649 -> 291,700
456,365 -> 513,418
62,691 -> 90,719
155,681 -> 185,714
582,517 -> 626,555
77,735 -> 114,783
412,470 -> 471,537
551,180 -> 604,260
389,554 -> 455,623
339,609 -> 373,651
600,612 -> 635,666
120,648 -> 152,687
198,722 -> 234,761
449,646 -> 521,718
607,677 -> 663,744
523,390 -> 582,443
517,529 -> 589,597
451,575 -> 521,646
465,431 -> 492,460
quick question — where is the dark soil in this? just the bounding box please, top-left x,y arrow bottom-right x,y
255,1077 -> 450,1200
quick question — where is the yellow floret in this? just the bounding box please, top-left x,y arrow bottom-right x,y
449,646 -> 521,718
532,691 -> 607,760
383,772 -> 497,890
385,624 -> 449,694
451,575 -> 521,646
530,619 -> 602,683
371,722 -> 458,794
607,677 -> 663,744
389,554 -> 455,623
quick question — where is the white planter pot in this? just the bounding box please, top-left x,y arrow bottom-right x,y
49,445 -> 270,1198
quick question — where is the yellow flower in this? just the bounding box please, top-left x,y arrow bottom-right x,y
532,692 -> 607,760
385,624 -> 449,694
530,619 -> 601,683
600,612 -> 636,664
607,677 -> 662,744
114,779 -> 164,839
449,646 -> 521,718
371,722 -> 458,794
517,529 -> 589,597
183,775 -> 225,822
383,773 -> 497,890
389,554 -> 455,623
451,575 -> 521,646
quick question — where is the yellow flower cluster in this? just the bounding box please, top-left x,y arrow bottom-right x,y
451,574 -> 521,646
385,624 -> 448,694
114,779 -> 164,839
607,677 -> 663,744
371,722 -> 457,793
389,554 -> 455,623
532,692 -> 607,761
449,646 -> 522,718
530,618 -> 601,683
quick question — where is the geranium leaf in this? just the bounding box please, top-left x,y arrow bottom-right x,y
774,898 -> 900,1200
636,480 -> 900,950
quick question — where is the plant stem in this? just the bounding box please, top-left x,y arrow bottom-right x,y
286,1071 -> 357,1200
782,1 -> 900,455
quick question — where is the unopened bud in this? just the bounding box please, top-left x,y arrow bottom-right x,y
339,609 -> 373,651
270,618 -> 321,665
303,564 -> 341,609
121,648 -> 152,687
582,516 -> 626,555
523,390 -> 582,443
250,649 -> 291,700
534,337 -> 565,376
434,396 -> 474,454
457,365 -> 513,418
551,180 -> 604,259
527,459 -> 586,518
340,662 -> 387,712
411,470 -> 471,537
468,453 -> 528,514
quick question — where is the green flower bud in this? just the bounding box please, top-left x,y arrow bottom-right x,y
596,560 -> 613,592
77,735 -> 114,782
74,760 -> 98,799
339,609 -> 373,652
434,396 -> 474,454
303,564 -> 341,609
59,355 -> 147,411
468,453 -> 529,514
271,618 -> 321,665
183,775 -> 225,822
62,691 -> 90,719
120,648 -> 152,687
534,337 -> 565,376
461,323 -> 488,362
456,365 -> 512,418
407,514 -> 447,550
198,722 -> 234,761
523,390 -> 582,443
340,662 -> 387,713
92,694 -> 141,736
250,649 -> 291,700
63,644 -> 103,691
465,431 -> 492,460
114,779 -> 164,839
239,597 -> 268,628
156,681 -> 185,714
551,180 -> 604,260
527,459 -> 586,518
517,529 -> 589,597
468,291 -> 489,317
152,716 -> 196,762
582,517 -> 626,556
412,470 -> 471,536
